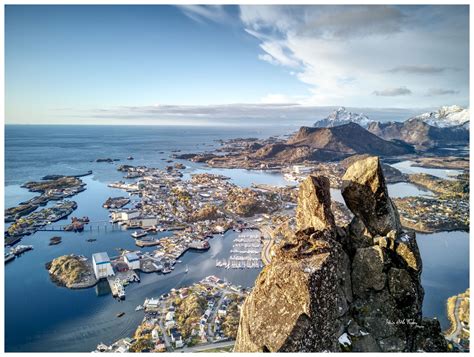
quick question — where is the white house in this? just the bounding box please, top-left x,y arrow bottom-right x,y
151,327 -> 161,340
127,216 -> 158,228
124,252 -> 140,270
92,252 -> 115,280
165,311 -> 175,321
111,210 -> 140,222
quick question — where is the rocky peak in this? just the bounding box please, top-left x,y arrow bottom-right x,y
341,156 -> 401,237
314,107 -> 373,128
296,175 -> 335,233
235,156 -> 447,352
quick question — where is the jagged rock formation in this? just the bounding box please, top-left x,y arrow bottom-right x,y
235,156 -> 447,352
341,156 -> 401,236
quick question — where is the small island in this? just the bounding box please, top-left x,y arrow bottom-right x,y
46,254 -> 97,289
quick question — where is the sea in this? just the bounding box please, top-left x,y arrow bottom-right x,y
4,125 -> 469,352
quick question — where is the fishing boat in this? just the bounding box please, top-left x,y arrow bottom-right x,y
116,312 -> 125,318
135,305 -> 144,311
131,230 -> 147,239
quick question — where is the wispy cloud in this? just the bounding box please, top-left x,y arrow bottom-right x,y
373,87 -> 412,96
387,65 -> 459,74
178,5 -> 232,25
425,88 -> 460,96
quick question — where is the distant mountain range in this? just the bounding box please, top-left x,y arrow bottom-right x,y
313,107 -> 373,128
313,105 -> 469,150
289,122 -> 414,156
251,122 -> 414,163
367,118 -> 469,150
410,105 -> 469,128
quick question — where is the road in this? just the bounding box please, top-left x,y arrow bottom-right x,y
445,297 -> 462,341
180,339 -> 235,352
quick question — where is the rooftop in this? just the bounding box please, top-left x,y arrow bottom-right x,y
125,252 -> 140,262
93,252 -> 110,264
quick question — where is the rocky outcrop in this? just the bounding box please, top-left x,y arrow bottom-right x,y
296,176 -> 335,232
235,156 -> 447,352
341,156 -> 401,237
46,254 -> 97,289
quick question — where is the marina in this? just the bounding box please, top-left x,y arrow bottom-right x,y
216,232 -> 263,269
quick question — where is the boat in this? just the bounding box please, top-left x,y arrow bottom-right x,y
49,236 -> 62,245
162,267 -> 172,274
11,245 -> 33,255
86,238 -> 97,242
185,265 -> 189,274
135,237 -> 160,247
5,253 -> 15,264
117,289 -> 126,300
188,240 -> 210,251
135,305 -> 144,311
116,312 -> 125,318
131,230 -> 147,239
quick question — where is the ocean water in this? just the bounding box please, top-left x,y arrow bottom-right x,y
4,125 -> 470,351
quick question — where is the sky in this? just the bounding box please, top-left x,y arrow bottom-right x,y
5,5 -> 470,125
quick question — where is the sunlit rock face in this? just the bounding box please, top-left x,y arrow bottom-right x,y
234,156 -> 447,352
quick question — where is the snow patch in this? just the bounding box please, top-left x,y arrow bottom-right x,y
410,105 -> 469,128
314,107 -> 373,128
338,333 -> 352,346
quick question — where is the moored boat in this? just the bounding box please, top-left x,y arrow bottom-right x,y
5,253 -> 15,264
131,230 -> 147,239
135,237 -> 160,247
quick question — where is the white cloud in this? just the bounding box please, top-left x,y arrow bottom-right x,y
179,5 -> 231,24
239,5 -> 469,107
373,87 -> 412,97
426,88 -> 460,96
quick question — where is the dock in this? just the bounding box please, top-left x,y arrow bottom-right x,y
107,270 -> 140,298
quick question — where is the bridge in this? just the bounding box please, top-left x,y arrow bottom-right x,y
37,221 -> 120,232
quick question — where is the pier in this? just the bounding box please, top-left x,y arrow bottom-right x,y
106,270 -> 140,298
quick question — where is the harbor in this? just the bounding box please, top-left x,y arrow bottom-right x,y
216,231 -> 263,269
4,134 -> 470,352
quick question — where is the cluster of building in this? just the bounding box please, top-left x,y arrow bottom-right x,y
5,201 -> 78,243
96,276 -> 247,352
102,165 -> 293,269
282,163 -> 343,187
91,251 -> 141,299
394,196 -> 469,232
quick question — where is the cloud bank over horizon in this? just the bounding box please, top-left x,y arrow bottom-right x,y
46,103 -> 431,127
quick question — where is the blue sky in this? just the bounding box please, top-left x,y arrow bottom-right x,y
5,5 -> 470,125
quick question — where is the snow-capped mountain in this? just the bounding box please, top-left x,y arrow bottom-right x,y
410,105 -> 469,128
313,107 -> 373,128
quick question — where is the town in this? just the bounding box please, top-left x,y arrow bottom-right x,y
95,276 -> 247,352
